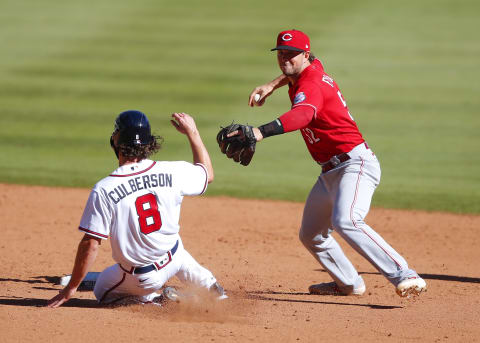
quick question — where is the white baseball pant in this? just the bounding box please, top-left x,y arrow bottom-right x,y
93,238 -> 217,304
299,142 -> 420,290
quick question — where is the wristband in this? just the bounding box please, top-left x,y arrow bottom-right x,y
258,119 -> 284,138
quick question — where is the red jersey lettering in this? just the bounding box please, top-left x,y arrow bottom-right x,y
280,59 -> 364,163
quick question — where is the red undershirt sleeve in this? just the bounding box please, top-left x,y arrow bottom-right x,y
278,106 -> 316,132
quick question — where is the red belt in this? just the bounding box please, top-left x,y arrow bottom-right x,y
321,153 -> 351,173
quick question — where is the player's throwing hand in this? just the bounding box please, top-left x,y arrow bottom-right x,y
171,112 -> 198,136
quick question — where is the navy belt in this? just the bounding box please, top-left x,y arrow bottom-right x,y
319,142 -> 370,173
120,240 -> 179,275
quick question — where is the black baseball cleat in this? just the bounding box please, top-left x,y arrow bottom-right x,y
150,294 -> 166,306
308,281 -> 366,296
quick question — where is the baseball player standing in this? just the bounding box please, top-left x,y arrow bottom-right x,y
48,110 -> 226,307
242,30 -> 426,297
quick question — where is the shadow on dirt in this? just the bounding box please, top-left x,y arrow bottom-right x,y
0,296 -> 98,308
0,276 -> 91,290
0,276 -> 100,308
313,270 -> 480,284
245,291 -> 402,309
418,273 -> 480,283
1,273 -> 478,310
0,276 -> 60,284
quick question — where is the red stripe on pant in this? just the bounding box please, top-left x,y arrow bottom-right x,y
99,273 -> 126,303
350,158 -> 402,268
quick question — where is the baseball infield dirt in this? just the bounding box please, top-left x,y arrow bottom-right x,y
1,183 -> 479,342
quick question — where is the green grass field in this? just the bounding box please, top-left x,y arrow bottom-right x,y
1,0 -> 479,213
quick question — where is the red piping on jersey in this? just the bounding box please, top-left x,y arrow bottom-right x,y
99,272 -> 126,303
109,161 -> 156,177
350,158 -> 403,269
79,226 -> 108,239
195,163 -> 208,194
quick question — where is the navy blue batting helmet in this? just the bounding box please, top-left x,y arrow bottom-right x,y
112,110 -> 153,146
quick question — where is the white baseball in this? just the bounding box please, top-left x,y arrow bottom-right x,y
254,94 -> 261,103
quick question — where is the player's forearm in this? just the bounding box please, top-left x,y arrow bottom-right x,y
67,235 -> 100,290
249,75 -> 289,107
255,106 -> 314,140
187,132 -> 214,183
269,74 -> 289,90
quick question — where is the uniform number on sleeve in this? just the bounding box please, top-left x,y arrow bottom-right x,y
135,193 -> 162,235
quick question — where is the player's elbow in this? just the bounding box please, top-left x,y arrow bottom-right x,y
207,170 -> 214,184
80,234 -> 101,252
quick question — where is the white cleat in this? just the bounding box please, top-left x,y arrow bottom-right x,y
163,286 -> 182,302
309,281 -> 366,296
210,282 -> 229,300
396,276 -> 427,297
162,283 -> 228,303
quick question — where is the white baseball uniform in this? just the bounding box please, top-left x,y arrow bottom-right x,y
78,159 -> 217,304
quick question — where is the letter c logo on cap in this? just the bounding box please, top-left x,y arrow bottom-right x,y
282,33 -> 293,41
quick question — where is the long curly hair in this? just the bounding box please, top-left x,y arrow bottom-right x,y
117,135 -> 163,160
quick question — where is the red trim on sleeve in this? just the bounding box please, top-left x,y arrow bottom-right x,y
279,106 -> 316,132
194,163 -> 208,194
109,161 -> 156,177
79,226 -> 109,239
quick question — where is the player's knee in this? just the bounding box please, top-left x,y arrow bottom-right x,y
298,230 -> 308,246
298,226 -> 314,246
332,212 -> 364,232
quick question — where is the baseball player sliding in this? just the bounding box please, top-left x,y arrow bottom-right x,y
217,30 -> 426,297
48,110 -> 226,308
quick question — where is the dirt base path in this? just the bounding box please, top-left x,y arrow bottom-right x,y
1,183 -> 479,342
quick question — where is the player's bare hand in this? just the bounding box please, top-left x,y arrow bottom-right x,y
171,112 -> 199,137
47,286 -> 77,308
248,85 -> 274,107
227,127 -> 263,142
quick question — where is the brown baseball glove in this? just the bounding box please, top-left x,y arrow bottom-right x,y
216,123 -> 256,166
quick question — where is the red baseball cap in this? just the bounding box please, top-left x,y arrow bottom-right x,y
271,29 -> 310,52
